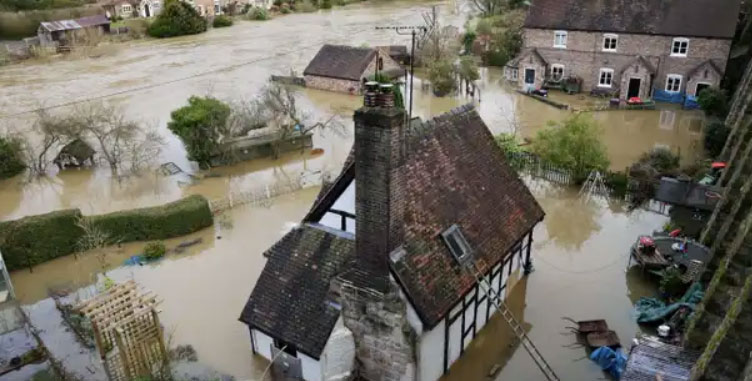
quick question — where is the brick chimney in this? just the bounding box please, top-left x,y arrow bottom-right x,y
353,95 -> 406,293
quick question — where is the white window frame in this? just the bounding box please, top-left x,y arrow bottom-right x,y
121,3 -> 132,12
553,30 -> 567,48
550,64 -> 565,81
509,68 -> 518,80
602,33 -> 618,52
671,38 -> 689,57
598,68 -> 614,88
665,74 -> 682,93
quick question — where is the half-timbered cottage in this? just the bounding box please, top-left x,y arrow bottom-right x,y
239,97 -> 544,381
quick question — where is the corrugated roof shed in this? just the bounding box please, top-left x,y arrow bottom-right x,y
525,0 -> 741,39
40,14 -> 109,32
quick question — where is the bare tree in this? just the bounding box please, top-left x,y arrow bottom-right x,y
417,25 -> 461,65
18,110 -> 71,177
256,84 -> 342,157
68,103 -> 164,176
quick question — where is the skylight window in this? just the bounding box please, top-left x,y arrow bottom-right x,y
441,225 -> 473,265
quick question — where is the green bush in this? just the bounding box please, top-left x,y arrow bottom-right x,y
167,96 -> 231,168
143,241 -> 166,260
212,14 -> 233,27
247,7 -> 268,20
532,113 -> 610,181
89,195 -> 213,243
494,133 -> 525,155
428,59 -> 456,97
605,171 -> 628,197
147,0 -> 207,38
697,87 -> 729,118
295,1 -> 316,12
462,30 -> 476,53
637,147 -> 680,175
0,195 -> 212,271
0,136 -> 25,179
704,121 -> 730,158
319,0 -> 331,8
459,56 -> 480,82
280,4 -> 290,13
485,28 -> 522,67
0,209 -> 84,271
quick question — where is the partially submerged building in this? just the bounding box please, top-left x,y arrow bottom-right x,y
303,44 -> 404,94
37,15 -> 111,47
505,0 -> 740,101
240,95 -> 544,380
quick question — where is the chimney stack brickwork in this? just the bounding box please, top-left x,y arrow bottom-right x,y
337,105 -> 417,381
353,106 -> 406,291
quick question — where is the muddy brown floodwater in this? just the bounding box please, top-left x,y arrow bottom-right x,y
1,0 -> 696,379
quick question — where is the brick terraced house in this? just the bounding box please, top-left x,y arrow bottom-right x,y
505,0 -> 741,101
303,44 -> 404,94
239,98 -> 544,380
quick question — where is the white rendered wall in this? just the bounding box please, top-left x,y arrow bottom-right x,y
251,329 -> 274,361
300,353 -> 322,381
320,317 -> 356,381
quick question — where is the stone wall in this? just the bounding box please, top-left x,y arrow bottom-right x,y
336,282 -> 417,381
522,28 -> 731,97
305,75 -> 361,94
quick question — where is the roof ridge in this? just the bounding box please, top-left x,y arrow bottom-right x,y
407,103 -> 477,143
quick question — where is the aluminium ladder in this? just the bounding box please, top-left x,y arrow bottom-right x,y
466,262 -> 561,381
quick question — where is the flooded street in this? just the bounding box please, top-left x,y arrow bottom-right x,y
0,0 -> 697,379
0,0 -> 704,221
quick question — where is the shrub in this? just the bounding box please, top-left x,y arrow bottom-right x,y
704,121 -> 730,158
462,31 -> 476,53
428,59 -> 456,97
212,14 -> 233,27
636,147 -> 680,175
143,241 -> 166,260
0,195 -> 212,271
280,4 -> 290,13
319,0 -> 331,8
167,96 -> 231,168
0,136 -> 25,179
697,87 -> 729,118
147,0 -> 207,38
485,28 -> 522,67
459,56 -> 480,82
605,171 -> 629,197
247,7 -> 268,20
532,113 -> 610,181
495,133 -> 525,155
88,195 -> 213,243
475,18 -> 492,35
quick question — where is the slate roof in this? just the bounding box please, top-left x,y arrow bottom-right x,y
303,45 -> 377,81
524,0 -> 741,39
239,223 -> 355,358
507,48 -> 547,68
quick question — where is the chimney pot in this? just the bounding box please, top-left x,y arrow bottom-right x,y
364,81 -> 380,107
377,83 -> 395,108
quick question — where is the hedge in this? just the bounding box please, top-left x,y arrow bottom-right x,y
0,195 -> 213,271
0,209 -> 84,271
88,195 -> 213,243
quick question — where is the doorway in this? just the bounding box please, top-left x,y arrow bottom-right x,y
144,2 -> 151,17
627,78 -> 641,99
696,83 -> 710,97
524,69 -> 535,85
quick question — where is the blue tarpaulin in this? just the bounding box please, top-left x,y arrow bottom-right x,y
634,282 -> 704,323
653,89 -> 685,104
684,95 -> 701,110
590,346 -> 628,379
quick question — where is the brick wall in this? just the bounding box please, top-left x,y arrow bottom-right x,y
522,28 -> 731,98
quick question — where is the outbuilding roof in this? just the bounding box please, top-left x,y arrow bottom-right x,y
238,223 -> 355,359
303,44 -> 378,81
524,0 -> 741,39
40,14 -> 110,32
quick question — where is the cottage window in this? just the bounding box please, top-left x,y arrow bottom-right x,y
442,225 -> 473,265
598,68 -> 614,87
553,31 -> 567,48
666,74 -> 682,93
509,68 -> 518,80
121,4 -> 132,12
550,64 -> 564,81
214,0 -> 220,14
603,34 -> 618,52
671,38 -> 689,56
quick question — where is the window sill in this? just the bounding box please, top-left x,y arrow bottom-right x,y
597,84 -> 613,88
602,49 -> 617,53
665,90 -> 682,94
553,45 -> 567,49
669,54 -> 687,58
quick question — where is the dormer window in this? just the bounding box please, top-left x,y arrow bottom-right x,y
553,31 -> 567,48
671,38 -> 689,57
441,225 -> 473,265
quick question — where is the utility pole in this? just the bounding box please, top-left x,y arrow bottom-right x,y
375,25 -> 427,124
